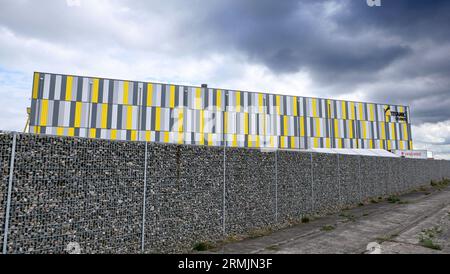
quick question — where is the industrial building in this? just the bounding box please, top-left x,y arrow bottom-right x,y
29,72 -> 413,150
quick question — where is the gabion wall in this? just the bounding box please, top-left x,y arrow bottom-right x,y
1,131 -> 450,254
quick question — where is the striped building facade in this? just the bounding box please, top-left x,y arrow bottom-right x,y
29,72 -> 413,150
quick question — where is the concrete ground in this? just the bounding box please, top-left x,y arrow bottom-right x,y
208,185 -> 450,254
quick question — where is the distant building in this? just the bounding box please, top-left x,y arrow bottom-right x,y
29,72 -> 413,150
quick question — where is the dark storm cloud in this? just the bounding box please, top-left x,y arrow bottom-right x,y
187,0 -> 450,125
202,0 -> 412,80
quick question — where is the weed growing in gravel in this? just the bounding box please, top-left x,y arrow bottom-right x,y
321,225 -> 335,231
419,226 -> 443,250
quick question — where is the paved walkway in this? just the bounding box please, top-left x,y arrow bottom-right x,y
209,186 -> 450,254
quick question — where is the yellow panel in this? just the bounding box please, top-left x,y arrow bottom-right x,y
126,105 -> 133,130
399,141 -> 404,150
244,113 -> 249,135
387,140 -> 392,150
315,118 -> 321,137
89,128 -> 96,138
236,92 -> 241,112
40,99 -> 48,126
350,102 -> 355,120
199,110 -> 204,134
147,83 -> 153,106
131,130 -> 137,141
170,85 -> 175,108
178,132 -> 183,144
32,72 -> 40,99
362,121 -> 367,139
380,122 -> 386,140
111,129 -> 117,140
337,138 -> 342,149
291,136 -> 296,149
270,136 -> 274,148
334,119 -> 339,138
56,127 -> 64,136
101,104 -> 108,129
300,117 -> 305,137
74,102 -> 82,128
155,107 -> 161,131
255,135 -> 260,148
67,127 -> 75,137
208,133 -> 213,146
92,78 -> 99,103
398,106 -> 404,113
380,140 -> 384,149
65,76 -> 73,101
216,89 -> 222,110
258,94 -> 263,113
123,81 -> 129,105
196,87 -> 202,109
178,109 -> 184,132
280,136 -> 285,148
232,134 -> 237,147
199,133 -> 204,145
314,137 -> 319,148
224,112 -> 228,134
403,123 -> 408,140
248,135 -> 253,148
283,116 -> 288,136
369,104 -> 375,121
326,138 -> 331,148
342,101 -> 347,119
293,97 -> 298,116
326,100 -> 331,117
409,141 -> 413,150
312,98 -> 317,117
369,139 -> 374,149
146,131 -> 151,142
164,131 -> 170,143
35,126 -> 40,134
276,95 -> 281,115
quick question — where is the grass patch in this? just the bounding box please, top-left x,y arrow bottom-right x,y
193,241 -> 215,251
419,238 -> 442,250
387,195 -> 401,203
301,216 -> 310,223
431,179 -> 450,189
370,199 -> 378,204
265,245 -> 280,251
418,226 -> 443,251
321,225 -> 335,232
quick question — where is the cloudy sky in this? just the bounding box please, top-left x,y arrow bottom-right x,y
1,0 -> 450,158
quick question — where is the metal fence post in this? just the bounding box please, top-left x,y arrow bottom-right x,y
358,156 -> 362,203
310,152 -> 314,213
3,132 -> 17,254
140,142 -> 148,253
275,150 -> 278,223
222,145 -> 226,235
337,154 -> 341,208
